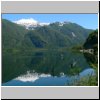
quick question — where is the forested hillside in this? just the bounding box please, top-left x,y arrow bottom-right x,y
2,19 -> 93,50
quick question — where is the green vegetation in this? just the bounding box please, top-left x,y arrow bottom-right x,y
84,30 -> 98,64
71,75 -> 97,86
2,19 -> 28,50
65,64 -> 98,86
84,30 -> 98,55
71,45 -> 83,51
84,29 -> 98,49
2,19 -> 93,50
2,19 -> 98,86
69,30 -> 98,86
2,50 -> 89,83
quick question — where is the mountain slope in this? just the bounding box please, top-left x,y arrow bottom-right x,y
2,19 -> 28,49
2,19 -> 93,50
22,22 -> 93,48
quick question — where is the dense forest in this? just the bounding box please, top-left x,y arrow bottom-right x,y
2,19 -> 93,50
84,30 -> 98,56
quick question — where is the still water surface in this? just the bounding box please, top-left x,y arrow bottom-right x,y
2,50 -> 95,86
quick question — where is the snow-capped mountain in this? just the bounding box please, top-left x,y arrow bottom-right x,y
14,18 -> 50,30
14,18 -> 71,30
57,21 -> 71,26
3,18 -> 92,50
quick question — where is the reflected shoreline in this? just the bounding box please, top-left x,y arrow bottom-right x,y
2,68 -> 95,86
2,50 -> 94,86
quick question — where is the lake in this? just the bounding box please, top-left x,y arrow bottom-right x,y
2,50 -> 95,86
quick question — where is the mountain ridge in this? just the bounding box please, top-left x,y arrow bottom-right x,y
2,19 -> 94,50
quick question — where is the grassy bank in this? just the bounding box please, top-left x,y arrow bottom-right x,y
66,64 -> 98,86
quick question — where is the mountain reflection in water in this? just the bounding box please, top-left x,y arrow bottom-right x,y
2,50 -> 95,86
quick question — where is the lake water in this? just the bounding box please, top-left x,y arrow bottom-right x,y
2,50 -> 95,86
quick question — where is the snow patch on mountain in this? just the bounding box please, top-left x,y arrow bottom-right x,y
14,18 -> 71,30
59,22 -> 64,26
14,18 -> 50,30
39,22 -> 50,26
54,21 -> 71,27
72,32 -> 76,37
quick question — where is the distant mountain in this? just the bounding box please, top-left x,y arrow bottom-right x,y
2,19 -> 93,50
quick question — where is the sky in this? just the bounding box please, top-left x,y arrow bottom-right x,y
2,14 -> 98,29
